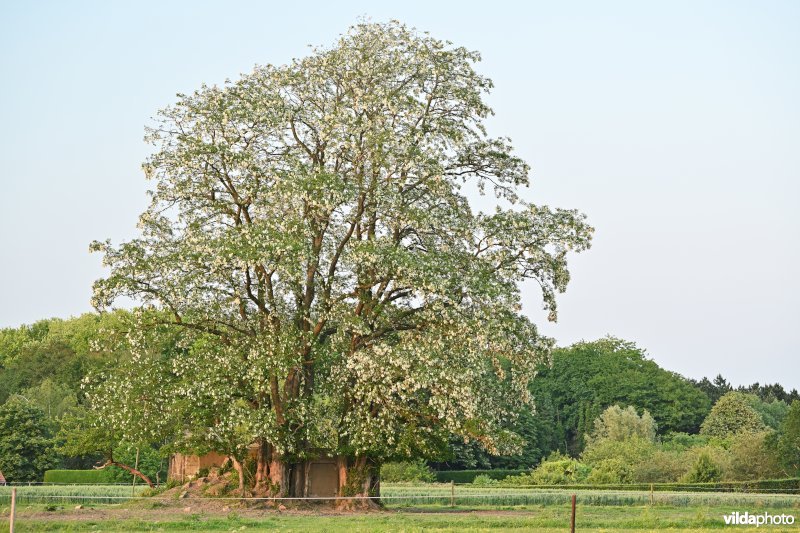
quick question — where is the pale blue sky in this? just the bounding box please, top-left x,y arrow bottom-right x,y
1,1 -> 798,388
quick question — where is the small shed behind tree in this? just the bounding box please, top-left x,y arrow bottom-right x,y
0,470 -> 5,485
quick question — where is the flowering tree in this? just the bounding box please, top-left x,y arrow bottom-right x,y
90,20 -> 592,500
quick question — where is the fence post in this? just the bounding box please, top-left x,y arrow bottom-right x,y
650,483 -> 654,506
450,480 -> 455,508
569,493 -> 576,533
9,487 -> 16,533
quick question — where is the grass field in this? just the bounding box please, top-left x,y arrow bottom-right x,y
2,483 -> 798,531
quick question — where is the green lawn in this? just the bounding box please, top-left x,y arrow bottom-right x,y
6,506 -> 799,532
2,484 -> 798,531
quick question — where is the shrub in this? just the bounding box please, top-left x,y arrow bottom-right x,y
503,452 -> 590,485
661,432 -> 708,451
585,405 -> 657,446
582,436 -> 657,467
728,431 -> 782,481
685,453 -> 723,483
633,450 -> 690,483
471,474 -> 499,486
380,460 -> 435,483
433,469 -> 527,483
585,458 -> 633,484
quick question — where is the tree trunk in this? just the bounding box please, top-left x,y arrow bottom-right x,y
254,440 -> 270,490
268,450 -> 290,497
290,460 -> 307,498
230,456 -> 245,494
96,460 -> 154,488
335,455 -> 381,510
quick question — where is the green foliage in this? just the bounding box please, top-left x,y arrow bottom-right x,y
505,452 -> 591,485
745,394 -> 789,430
85,20 -> 594,477
585,405 -> 657,446
700,392 -> 766,438
0,312 -> 132,404
471,474 -> 499,486
776,400 -> 800,476
0,319 -> 51,367
102,445 -> 167,484
685,453 -> 723,483
581,437 -> 657,468
530,337 -> 710,455
584,458 -> 633,484
431,404 -> 559,471
0,341 -> 81,404
43,469 -> 114,484
632,450 -> 690,483
660,432 -> 709,451
20,379 -> 78,423
691,375 -> 733,405
0,397 -> 57,481
727,431 -> 782,481
380,460 -> 435,483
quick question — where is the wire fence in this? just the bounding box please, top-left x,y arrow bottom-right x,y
2,484 -> 800,508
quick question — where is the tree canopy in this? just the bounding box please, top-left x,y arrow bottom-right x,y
0,397 -> 56,482
88,20 -> 593,497
529,337 -> 710,454
700,391 -> 766,438
585,405 -> 657,446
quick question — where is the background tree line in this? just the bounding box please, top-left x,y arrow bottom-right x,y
1,314 -> 798,483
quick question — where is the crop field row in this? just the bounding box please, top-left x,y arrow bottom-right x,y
3,483 -> 800,509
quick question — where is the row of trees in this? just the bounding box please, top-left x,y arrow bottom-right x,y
1,314 -> 797,485
0,312 -> 167,483
496,396 -> 800,486
431,337 -> 798,471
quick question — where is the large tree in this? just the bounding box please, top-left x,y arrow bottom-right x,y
530,337 -> 710,454
90,21 -> 592,500
700,391 -> 766,438
775,400 -> 800,476
0,397 -> 57,482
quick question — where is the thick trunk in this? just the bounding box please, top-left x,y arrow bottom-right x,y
230,456 -> 245,494
335,455 -> 381,510
254,440 -> 270,490
96,459 -> 154,488
268,452 -> 290,497
290,460 -> 307,498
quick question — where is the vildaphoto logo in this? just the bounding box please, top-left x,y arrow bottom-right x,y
723,511 -> 795,527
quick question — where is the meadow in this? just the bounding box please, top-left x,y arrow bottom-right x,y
2,483 -> 798,531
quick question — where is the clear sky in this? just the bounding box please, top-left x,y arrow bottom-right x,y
1,1 -> 798,389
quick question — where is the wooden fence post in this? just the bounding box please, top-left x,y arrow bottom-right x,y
450,480 -> 455,508
9,487 -> 16,533
569,493 -> 576,533
650,483 -> 654,506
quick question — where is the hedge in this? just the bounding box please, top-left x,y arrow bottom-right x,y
43,469 -> 116,484
499,478 -> 800,493
431,471 -> 800,493
434,470 -> 528,483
